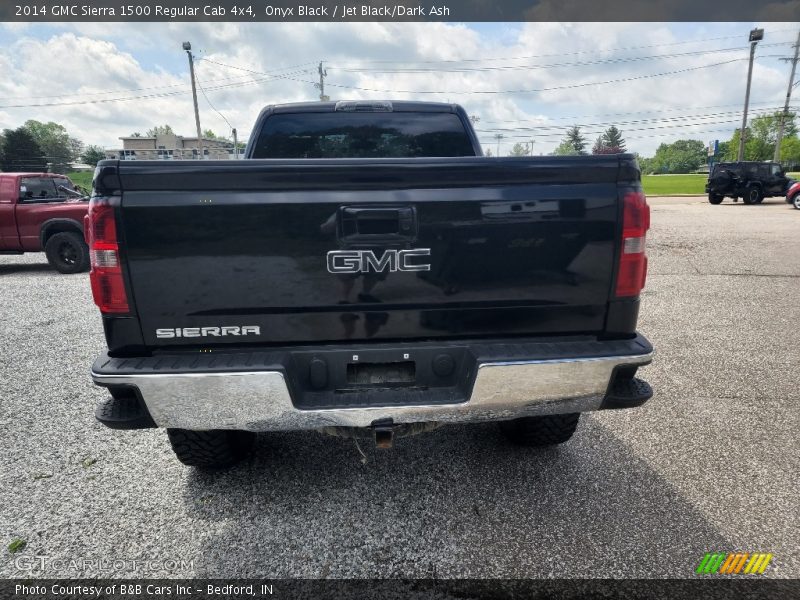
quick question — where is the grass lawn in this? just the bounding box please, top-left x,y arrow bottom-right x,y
67,171 -> 93,189
641,174 -> 708,196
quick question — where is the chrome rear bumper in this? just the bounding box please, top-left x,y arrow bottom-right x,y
91,338 -> 653,432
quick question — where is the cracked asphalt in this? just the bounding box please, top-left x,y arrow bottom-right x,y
0,196 -> 797,579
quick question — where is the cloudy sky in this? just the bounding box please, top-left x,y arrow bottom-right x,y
0,21 -> 798,157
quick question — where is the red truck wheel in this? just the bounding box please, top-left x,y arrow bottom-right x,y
44,231 -> 90,274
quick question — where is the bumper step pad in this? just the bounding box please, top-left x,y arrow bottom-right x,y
95,395 -> 157,430
601,376 -> 653,410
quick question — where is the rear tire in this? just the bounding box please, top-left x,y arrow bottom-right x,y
166,429 -> 255,468
499,413 -> 580,447
708,193 -> 724,205
792,194 -> 800,210
742,187 -> 763,205
44,231 -> 89,274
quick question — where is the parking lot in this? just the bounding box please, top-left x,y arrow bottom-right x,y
1,196 -> 798,579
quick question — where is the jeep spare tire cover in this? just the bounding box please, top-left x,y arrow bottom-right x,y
710,170 -> 732,186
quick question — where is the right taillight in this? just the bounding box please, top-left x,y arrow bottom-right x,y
88,197 -> 129,313
615,191 -> 650,298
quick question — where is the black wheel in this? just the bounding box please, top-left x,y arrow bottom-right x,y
166,429 -> 255,468
499,413 -> 580,447
708,193 -> 724,205
742,186 -> 763,205
793,194 -> 800,210
44,231 -> 90,274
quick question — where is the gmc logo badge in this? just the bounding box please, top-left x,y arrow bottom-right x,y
327,249 -> 431,274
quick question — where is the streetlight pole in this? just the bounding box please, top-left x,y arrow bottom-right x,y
183,41 -> 204,159
773,29 -> 800,163
738,28 -> 764,162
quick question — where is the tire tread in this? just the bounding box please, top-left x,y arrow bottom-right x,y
166,429 -> 254,468
499,413 -> 580,446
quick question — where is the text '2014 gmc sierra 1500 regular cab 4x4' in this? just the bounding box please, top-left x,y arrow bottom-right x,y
88,101 -> 654,468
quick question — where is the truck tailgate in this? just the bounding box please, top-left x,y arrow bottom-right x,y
116,157 -> 625,347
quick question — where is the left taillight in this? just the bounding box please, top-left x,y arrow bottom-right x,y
87,197 -> 129,313
615,191 -> 650,298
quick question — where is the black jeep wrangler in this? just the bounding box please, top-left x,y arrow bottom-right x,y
706,161 -> 793,205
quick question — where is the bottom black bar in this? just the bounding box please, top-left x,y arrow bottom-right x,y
2,579 -> 798,600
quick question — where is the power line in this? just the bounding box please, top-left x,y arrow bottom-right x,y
0,61 -> 318,102
330,43 -> 794,73
476,113 -> 787,142
0,40 -> 787,107
0,66 -> 316,108
195,63 -> 234,135
476,106 -> 788,133
203,56 -> 747,95
1,27 -> 794,103
479,100 -> 790,125
481,104 -> 798,137
338,28 -> 799,65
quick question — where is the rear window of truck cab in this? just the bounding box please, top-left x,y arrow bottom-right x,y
19,176 -> 73,201
252,112 -> 475,158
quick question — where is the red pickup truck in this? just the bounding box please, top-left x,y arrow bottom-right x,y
0,172 -> 90,273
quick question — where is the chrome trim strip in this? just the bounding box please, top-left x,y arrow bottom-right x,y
91,352 -> 653,431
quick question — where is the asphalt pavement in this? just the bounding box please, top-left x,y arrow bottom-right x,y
0,195 -> 797,578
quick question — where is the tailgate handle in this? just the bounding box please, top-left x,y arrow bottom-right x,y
338,206 -> 417,243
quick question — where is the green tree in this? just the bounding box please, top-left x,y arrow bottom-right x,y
565,125 -> 587,154
592,136 -> 607,154
80,145 -> 106,166
552,140 -> 577,156
716,140 -> 730,160
723,128 -> 747,161
23,120 -> 81,174
1,127 -> 46,172
553,126 -> 586,155
130,132 -> 143,137
145,125 -> 174,137
602,125 -> 626,152
650,139 -> 706,174
637,155 -> 655,175
723,112 -> 797,161
508,142 -> 530,156
780,136 -> 800,166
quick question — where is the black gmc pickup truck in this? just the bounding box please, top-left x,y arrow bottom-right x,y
88,101 -> 654,468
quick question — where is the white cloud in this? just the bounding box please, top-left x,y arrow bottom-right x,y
0,22 -> 797,157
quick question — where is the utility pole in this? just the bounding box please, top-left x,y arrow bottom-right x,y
738,28 -> 764,162
183,41 -> 204,159
315,61 -> 329,101
773,29 -> 800,163
232,128 -> 238,159
494,133 -> 504,156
